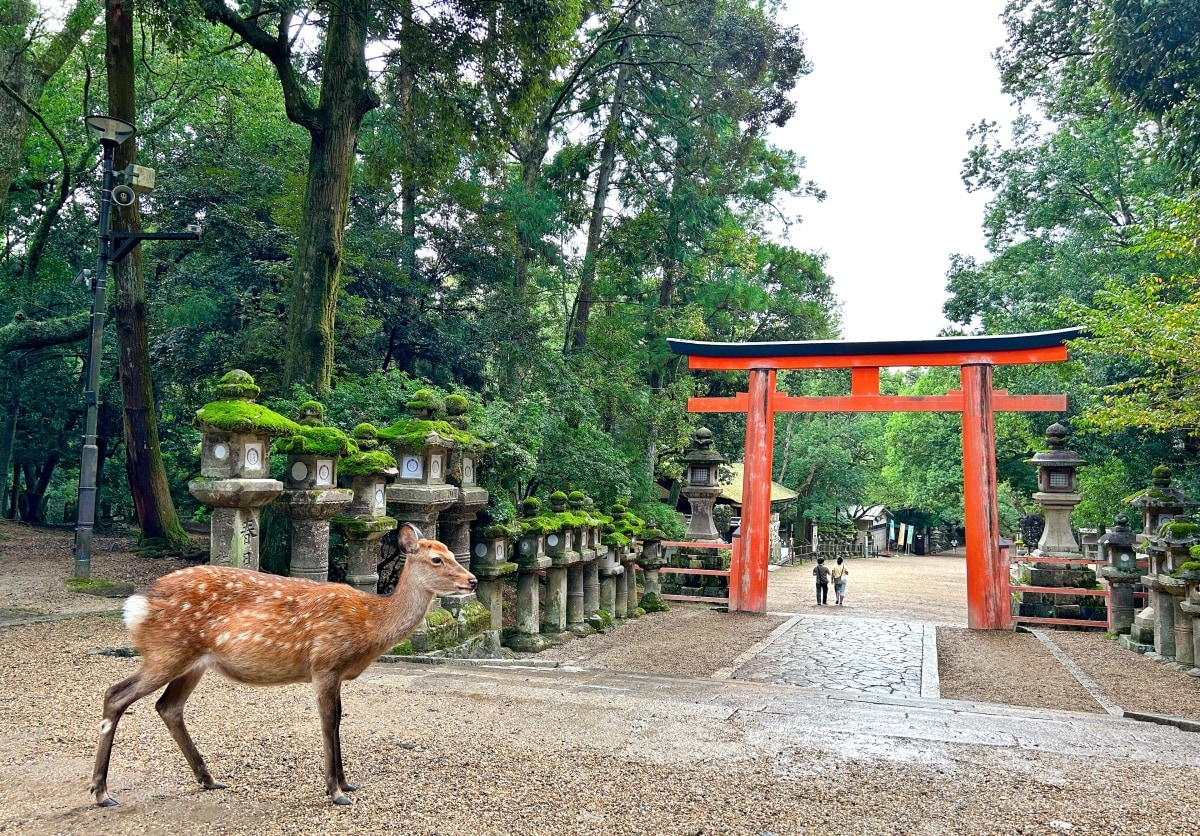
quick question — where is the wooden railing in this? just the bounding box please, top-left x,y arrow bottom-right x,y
659,541 -> 733,605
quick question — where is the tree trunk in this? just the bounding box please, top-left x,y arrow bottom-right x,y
0,358 -> 22,517
570,37 -> 632,352
282,0 -> 376,391
0,0 -> 97,207
105,0 -> 191,552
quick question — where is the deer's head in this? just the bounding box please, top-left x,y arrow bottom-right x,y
398,523 -> 476,595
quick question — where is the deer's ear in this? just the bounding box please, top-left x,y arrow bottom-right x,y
399,523 -> 423,552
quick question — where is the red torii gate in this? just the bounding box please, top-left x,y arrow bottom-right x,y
666,328 -> 1079,630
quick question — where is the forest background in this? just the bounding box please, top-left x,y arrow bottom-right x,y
1,0 -> 1198,555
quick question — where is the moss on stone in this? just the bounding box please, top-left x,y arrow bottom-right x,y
331,515 -> 397,537
214,369 -> 261,400
1160,520 -> 1199,540
405,388 -> 445,417
477,522 -> 521,540
274,425 -> 354,456
388,640 -> 413,655
462,600 -> 490,635
194,399 -> 301,437
639,591 -> 670,613
338,450 -> 398,477
518,514 -> 563,535
444,393 -> 469,415
378,417 -> 484,452
1180,561 -> 1200,573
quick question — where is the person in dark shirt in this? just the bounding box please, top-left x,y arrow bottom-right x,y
813,557 -> 830,605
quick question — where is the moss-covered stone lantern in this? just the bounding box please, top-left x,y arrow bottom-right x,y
542,490 -> 582,635
1100,514 -> 1140,636
470,520 -> 519,631
189,370 -> 292,569
1179,549 -> 1200,675
439,394 -> 492,568
272,403 -> 355,583
1126,467 -> 1197,662
507,497 -> 557,652
581,496 -> 608,626
637,524 -> 669,613
379,390 -> 461,538
331,424 -> 399,593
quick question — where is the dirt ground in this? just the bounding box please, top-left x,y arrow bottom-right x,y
2,521 -> 1198,720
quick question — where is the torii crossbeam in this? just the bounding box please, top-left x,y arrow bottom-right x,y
667,328 -> 1079,629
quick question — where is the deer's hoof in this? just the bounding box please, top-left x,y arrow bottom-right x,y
332,794 -> 354,806
340,782 -> 357,792
97,797 -> 119,808
202,780 -> 227,791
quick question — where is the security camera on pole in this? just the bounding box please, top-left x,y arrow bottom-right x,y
73,115 -> 200,578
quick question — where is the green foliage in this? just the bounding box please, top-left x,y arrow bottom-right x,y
274,426 -> 354,457
193,400 -> 301,437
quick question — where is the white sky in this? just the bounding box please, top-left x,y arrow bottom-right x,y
772,1 -> 1017,341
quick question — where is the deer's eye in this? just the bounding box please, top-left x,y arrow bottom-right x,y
430,556 -> 443,565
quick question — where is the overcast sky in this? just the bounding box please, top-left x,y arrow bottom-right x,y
771,1 -> 1016,341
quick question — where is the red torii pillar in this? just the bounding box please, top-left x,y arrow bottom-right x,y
667,328 -> 1078,629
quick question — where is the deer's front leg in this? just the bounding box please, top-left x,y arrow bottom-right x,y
315,678 -> 352,805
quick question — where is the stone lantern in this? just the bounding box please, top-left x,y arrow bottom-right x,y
542,491 -> 581,634
1026,423 -> 1084,557
440,394 -> 491,570
470,522 -> 518,631
508,497 -> 554,651
680,427 -> 726,541
1178,555 -> 1200,675
1019,423 -> 1095,623
189,370 -> 291,569
1149,517 -> 1198,667
605,502 -> 644,620
581,496 -> 607,625
1099,514 -> 1141,637
382,390 -> 460,539
1126,467 -> 1197,662
331,424 -> 398,593
638,525 -> 669,613
273,402 -> 354,583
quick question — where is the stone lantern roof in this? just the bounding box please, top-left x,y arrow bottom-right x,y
193,369 -> 300,437
681,427 -> 727,466
339,423 -> 398,478
1126,466 -> 1195,512
1024,422 -> 1085,470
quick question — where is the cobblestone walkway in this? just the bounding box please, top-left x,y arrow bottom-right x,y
728,613 -> 938,698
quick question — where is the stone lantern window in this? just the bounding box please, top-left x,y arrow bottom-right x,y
690,464 -> 711,486
1047,470 -> 1071,490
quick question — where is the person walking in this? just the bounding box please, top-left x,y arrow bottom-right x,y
813,557 -> 830,605
831,556 -> 849,606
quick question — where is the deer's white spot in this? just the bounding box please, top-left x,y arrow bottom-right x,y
237,632 -> 250,642
180,602 -> 191,612
216,632 -> 230,645
100,720 -> 113,735
273,590 -> 282,598
198,583 -> 207,593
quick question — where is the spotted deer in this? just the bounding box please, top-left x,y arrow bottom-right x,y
90,523 -> 475,806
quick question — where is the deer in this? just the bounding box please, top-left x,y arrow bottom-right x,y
90,523 -> 475,807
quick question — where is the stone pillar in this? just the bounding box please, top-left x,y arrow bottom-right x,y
189,370 -> 290,570
582,516 -> 602,621
542,524 -> 578,634
613,546 -> 630,621
1168,582 -> 1194,668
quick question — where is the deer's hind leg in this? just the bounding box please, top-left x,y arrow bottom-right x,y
90,668 -> 177,807
156,666 -> 225,791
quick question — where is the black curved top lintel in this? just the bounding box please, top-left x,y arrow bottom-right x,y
666,328 -> 1082,358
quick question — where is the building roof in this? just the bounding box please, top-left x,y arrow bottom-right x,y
718,462 -> 799,507
848,505 -> 892,521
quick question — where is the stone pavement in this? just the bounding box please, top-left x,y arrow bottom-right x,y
719,612 -> 941,699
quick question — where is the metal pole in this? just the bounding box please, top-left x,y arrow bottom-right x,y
73,140 -> 116,578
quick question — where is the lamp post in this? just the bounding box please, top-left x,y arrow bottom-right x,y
74,115 -> 136,578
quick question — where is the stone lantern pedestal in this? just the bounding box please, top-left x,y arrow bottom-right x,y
189,370 -> 293,569
598,538 -> 624,619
